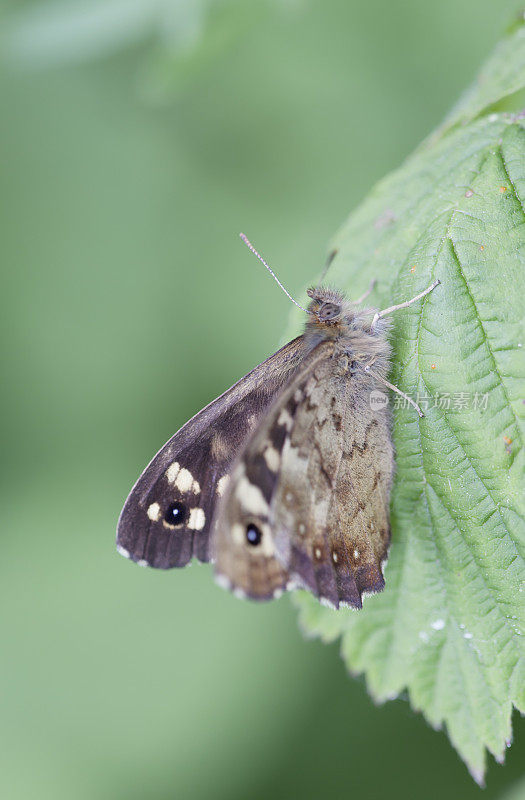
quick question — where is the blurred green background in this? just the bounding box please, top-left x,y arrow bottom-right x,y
1,1 -> 524,798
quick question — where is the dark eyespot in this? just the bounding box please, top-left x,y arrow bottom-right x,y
246,524 -> 262,546
165,502 -> 187,527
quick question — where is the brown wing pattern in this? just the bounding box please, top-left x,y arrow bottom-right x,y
273,359 -> 393,608
214,341 -> 393,607
117,337 -> 305,569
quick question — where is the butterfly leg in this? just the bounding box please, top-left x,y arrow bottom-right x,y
364,367 -> 425,417
371,279 -> 440,329
353,279 -> 377,305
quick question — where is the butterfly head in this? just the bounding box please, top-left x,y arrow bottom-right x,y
306,287 -> 348,326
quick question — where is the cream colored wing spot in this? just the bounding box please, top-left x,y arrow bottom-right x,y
314,547 -> 322,560
231,523 -> 246,546
188,507 -> 206,531
166,462 -> 180,483
332,551 -> 339,564
237,475 -> 270,516
263,446 -> 280,472
216,475 -> 229,496
166,462 -> 197,493
354,548 -> 360,560
277,408 -> 293,429
117,544 -> 130,559
147,502 -> 161,522
174,468 -> 194,493
137,559 -> 149,567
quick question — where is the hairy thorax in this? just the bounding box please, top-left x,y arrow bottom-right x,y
303,288 -> 392,380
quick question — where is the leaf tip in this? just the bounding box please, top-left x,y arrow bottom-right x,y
468,765 -> 486,788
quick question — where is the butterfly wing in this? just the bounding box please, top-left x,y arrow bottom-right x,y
214,341 -> 394,607
117,337 -> 304,568
212,341 -> 333,599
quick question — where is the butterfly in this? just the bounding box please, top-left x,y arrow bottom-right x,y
117,235 -> 439,609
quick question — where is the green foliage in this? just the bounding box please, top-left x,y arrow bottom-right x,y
290,19 -> 525,784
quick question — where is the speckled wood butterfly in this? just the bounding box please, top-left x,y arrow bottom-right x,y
117,236 -> 439,608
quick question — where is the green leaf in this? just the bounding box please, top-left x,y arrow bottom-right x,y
289,18 -> 525,784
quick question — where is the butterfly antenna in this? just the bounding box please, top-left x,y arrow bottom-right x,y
239,233 -> 311,315
317,248 -> 338,288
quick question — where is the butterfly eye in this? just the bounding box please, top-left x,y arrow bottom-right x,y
245,524 -> 262,546
164,502 -> 187,527
319,302 -> 341,320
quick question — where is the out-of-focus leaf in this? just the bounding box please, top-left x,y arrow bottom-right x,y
2,0 -> 160,65
0,0 -> 298,73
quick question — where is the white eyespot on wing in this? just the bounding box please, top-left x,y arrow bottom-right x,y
314,547 -> 322,560
272,588 -> 284,599
216,475 -> 229,496
175,468 -> 194,493
298,523 -> 306,535
147,502 -> 161,521
332,551 -> 339,564
354,548 -> 360,560
188,507 -> 206,531
277,408 -> 293,429
117,544 -> 130,559
166,462 -> 180,483
137,559 -> 149,567
263,446 -> 280,472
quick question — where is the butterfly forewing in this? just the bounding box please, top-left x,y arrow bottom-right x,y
212,342 -> 332,598
117,337 -> 305,568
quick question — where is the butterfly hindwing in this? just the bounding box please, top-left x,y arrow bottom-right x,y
213,340 -> 394,607
117,337 -> 305,568
272,353 -> 393,608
